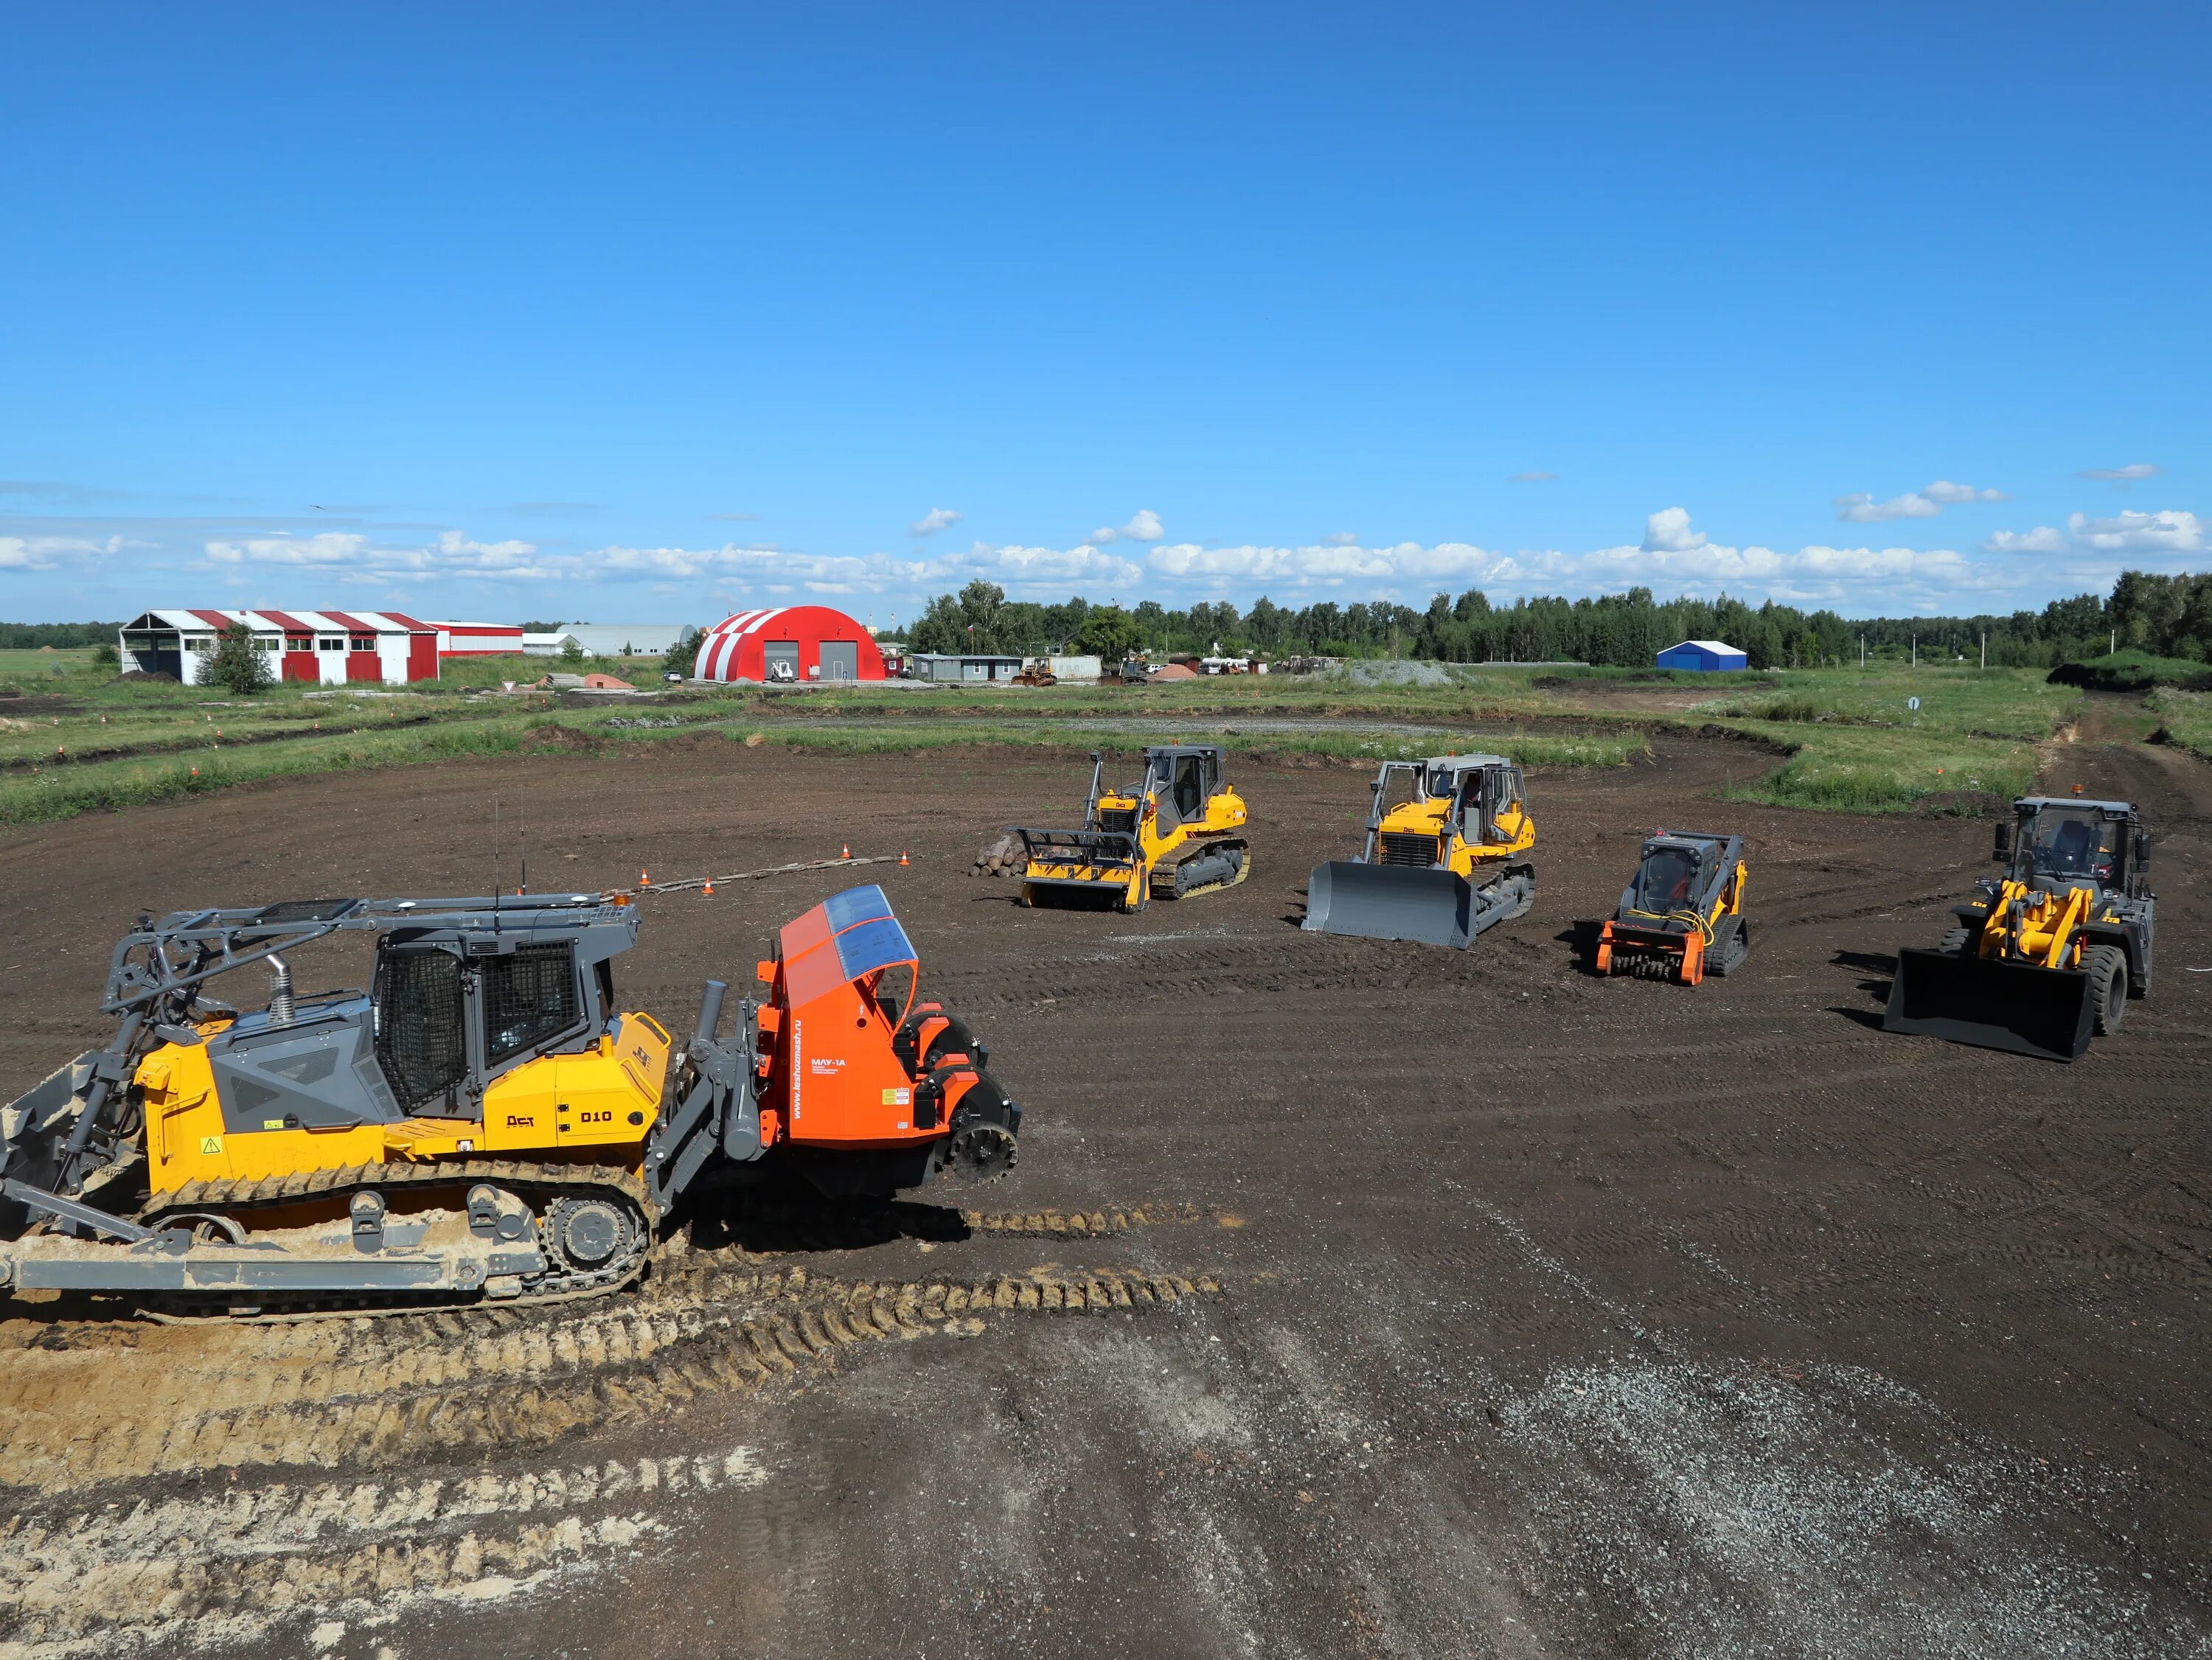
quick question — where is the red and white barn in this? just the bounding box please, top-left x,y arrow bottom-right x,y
430,621 -> 526,657
118,610 -> 440,686
692,605 -> 889,684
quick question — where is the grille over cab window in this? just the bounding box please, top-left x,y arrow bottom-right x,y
372,945 -> 467,1112
481,943 -> 582,1068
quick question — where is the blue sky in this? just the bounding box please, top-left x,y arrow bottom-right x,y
2,2 -> 2205,627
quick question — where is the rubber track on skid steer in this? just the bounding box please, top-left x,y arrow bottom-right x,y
136,1159 -> 655,1323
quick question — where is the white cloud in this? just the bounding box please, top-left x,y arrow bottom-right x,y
908,506 -> 962,537
1508,471 -> 1558,484
1982,526 -> 2068,555
1978,509 -> 2204,558
1087,509 -> 1165,545
0,534 -> 121,571
2067,509 -> 2204,554
2077,463 -> 2160,484
1919,480 -> 2006,506
970,542 -> 1146,585
1835,481 -> 2006,522
1641,507 -> 1707,553
203,529 -> 551,580
1135,526 -> 1995,609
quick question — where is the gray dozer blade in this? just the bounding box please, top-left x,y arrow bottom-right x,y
1303,861 -> 1475,948
1882,946 -> 2095,1063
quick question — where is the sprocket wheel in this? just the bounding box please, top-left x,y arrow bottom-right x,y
543,1195 -> 638,1272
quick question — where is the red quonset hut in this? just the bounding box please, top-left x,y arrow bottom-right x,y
692,605 -> 889,684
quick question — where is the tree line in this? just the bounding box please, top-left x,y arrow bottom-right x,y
900,571 -> 2212,670
0,621 -> 125,649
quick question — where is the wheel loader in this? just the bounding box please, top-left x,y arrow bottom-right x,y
1883,795 -> 2156,1062
1593,830 -> 1749,985
1014,745 -> 1250,910
1303,754 -> 1535,948
0,883 -> 1019,1319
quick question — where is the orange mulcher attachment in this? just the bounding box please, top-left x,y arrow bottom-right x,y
752,884 -> 1019,1196
1593,831 -> 1749,987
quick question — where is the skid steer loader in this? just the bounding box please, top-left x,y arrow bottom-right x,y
0,884 -> 1019,1319
1303,754 -> 1535,947
1014,746 -> 1250,911
1593,830 -> 1750,986
1883,795 -> 2156,1062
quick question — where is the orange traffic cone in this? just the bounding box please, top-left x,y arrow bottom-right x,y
640,868 -> 650,886
703,879 -> 714,897
190,766 -> 199,777
841,843 -> 851,859
899,850 -> 909,866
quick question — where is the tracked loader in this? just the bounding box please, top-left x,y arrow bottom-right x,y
1015,746 -> 1250,911
1593,830 -> 1749,985
1883,795 -> 2156,1062
0,884 -> 1018,1319
1303,754 -> 1535,947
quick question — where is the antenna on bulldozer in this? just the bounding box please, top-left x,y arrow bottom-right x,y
493,798 -> 502,927
518,795 -> 529,899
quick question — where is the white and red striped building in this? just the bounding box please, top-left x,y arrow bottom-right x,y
691,605 -> 889,684
431,620 -> 526,657
119,610 -> 440,686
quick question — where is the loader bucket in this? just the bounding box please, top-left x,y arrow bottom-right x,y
1303,861 -> 1473,948
1882,946 -> 2094,1063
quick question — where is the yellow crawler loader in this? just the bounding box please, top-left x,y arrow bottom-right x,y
1304,754 -> 1535,947
1015,746 -> 1250,911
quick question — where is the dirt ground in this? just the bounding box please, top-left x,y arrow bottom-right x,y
0,729 -> 2206,1659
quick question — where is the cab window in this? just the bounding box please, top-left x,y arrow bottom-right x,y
2024,809 -> 2120,882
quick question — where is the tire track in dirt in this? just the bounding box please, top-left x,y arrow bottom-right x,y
0,1263 -> 1221,1496
0,1442 -> 770,1659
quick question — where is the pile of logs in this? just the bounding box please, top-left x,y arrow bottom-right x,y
972,832 -> 1023,877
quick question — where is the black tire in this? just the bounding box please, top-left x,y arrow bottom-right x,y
1708,916 -> 1750,977
1938,926 -> 1971,955
2087,944 -> 2127,1036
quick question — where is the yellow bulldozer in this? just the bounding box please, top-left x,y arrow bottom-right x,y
0,885 -> 1020,1319
1015,745 -> 1250,910
1303,753 -> 1535,947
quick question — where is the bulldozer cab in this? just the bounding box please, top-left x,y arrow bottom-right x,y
369,916 -> 630,1118
1143,745 -> 1225,832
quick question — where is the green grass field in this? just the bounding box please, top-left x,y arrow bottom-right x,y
0,656 -> 2098,827
2149,687 -> 2212,762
